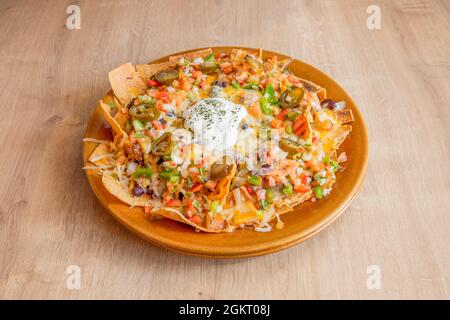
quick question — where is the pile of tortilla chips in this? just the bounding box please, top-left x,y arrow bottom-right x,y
84,48 -> 354,233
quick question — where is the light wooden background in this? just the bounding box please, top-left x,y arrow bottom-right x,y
0,0 -> 448,300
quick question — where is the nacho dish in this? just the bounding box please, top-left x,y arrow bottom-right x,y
83,48 -> 354,233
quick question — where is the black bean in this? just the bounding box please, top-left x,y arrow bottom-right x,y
213,80 -> 227,88
127,99 -> 135,109
146,188 -> 153,196
132,185 -> 145,197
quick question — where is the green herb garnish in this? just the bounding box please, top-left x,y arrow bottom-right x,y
314,186 -> 324,199
282,183 -> 293,196
247,176 -> 261,186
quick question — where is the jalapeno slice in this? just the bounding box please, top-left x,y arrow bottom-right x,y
246,55 -> 263,71
154,69 -> 179,85
280,87 -> 304,108
129,103 -> 160,122
151,132 -> 173,156
279,138 -> 303,154
199,62 -> 219,74
210,162 -> 232,180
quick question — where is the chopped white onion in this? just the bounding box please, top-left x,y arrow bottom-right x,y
193,57 -> 204,64
333,101 -> 346,111
126,161 -> 138,175
337,152 -> 347,162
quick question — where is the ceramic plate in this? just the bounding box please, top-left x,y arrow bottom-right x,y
83,47 -> 368,258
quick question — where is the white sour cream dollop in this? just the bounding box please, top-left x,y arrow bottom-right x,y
183,98 -> 247,153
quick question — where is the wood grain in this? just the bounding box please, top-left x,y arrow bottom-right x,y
0,0 -> 448,299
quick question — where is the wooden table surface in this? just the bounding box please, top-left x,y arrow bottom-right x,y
0,0 -> 448,300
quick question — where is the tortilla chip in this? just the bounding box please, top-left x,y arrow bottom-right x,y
335,109 -> 354,124
335,125 -> 352,149
102,174 -> 149,207
275,191 -> 313,215
108,63 -> 147,105
113,111 -> 129,132
89,143 -> 114,167
136,61 -> 177,81
169,48 -> 213,63
292,75 -> 326,101
326,125 -> 352,150
208,164 -> 237,200
99,101 -> 127,137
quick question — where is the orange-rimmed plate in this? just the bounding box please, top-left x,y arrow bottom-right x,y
83,47 -> 368,258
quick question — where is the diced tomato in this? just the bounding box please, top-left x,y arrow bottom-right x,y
292,116 -> 305,132
166,199 -> 181,207
152,120 -> 162,130
192,70 -> 202,78
179,77 -> 192,90
294,184 -> 309,193
156,101 -> 165,112
144,205 -> 153,215
293,116 -> 307,136
185,198 -> 194,209
246,185 -> 255,195
260,79 -> 268,89
312,136 -> 319,144
146,79 -> 161,87
222,67 -> 233,75
300,173 -> 308,185
190,215 -> 202,225
294,123 -> 307,136
276,109 -> 288,120
155,91 -> 169,103
190,183 -> 203,193
220,63 -> 233,74
270,119 -> 283,129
